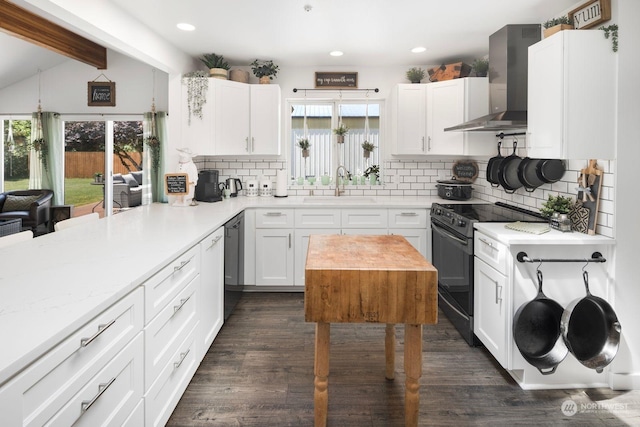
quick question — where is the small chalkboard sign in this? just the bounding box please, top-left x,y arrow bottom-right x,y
88,81 -> 116,106
452,160 -> 479,182
165,173 -> 189,195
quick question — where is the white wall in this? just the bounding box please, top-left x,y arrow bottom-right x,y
0,50 -> 168,115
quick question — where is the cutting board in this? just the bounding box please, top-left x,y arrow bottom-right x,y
576,159 -> 603,235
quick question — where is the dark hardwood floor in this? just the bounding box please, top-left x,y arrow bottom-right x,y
167,293 -> 640,426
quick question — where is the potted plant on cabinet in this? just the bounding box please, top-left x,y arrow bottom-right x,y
251,59 -> 279,83
200,53 -> 230,79
333,123 -> 349,143
298,138 -> 311,158
405,67 -> 425,83
472,58 -> 489,77
543,16 -> 574,38
362,141 -> 375,158
540,194 -> 574,231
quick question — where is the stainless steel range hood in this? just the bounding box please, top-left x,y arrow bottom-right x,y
445,24 -> 541,132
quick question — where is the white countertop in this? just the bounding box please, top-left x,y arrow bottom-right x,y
474,222 -> 616,245
0,195 -> 444,386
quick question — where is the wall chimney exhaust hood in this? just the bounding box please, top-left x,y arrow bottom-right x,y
445,24 -> 541,132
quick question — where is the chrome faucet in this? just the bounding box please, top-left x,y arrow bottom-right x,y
335,165 -> 347,196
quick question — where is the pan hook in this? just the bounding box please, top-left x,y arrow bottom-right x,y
582,270 -> 593,296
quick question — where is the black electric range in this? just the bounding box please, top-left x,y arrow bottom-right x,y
430,202 -> 546,346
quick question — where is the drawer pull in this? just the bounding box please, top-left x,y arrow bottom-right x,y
173,296 -> 191,316
173,258 -> 192,272
80,319 -> 116,347
81,377 -> 116,413
174,348 -> 191,369
400,212 -> 418,216
495,282 -> 503,304
265,212 -> 283,216
479,237 -> 495,249
207,235 -> 222,250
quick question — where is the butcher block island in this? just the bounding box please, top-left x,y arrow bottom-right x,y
304,234 -> 438,427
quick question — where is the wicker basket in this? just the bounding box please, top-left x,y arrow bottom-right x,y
0,219 -> 22,237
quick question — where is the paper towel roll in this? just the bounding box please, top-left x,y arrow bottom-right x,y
275,169 -> 288,197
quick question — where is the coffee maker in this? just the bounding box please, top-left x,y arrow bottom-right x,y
195,170 -> 223,202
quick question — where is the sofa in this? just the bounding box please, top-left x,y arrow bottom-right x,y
113,171 -> 143,208
0,189 -> 54,233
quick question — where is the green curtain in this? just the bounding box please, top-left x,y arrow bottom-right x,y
29,112 -> 63,205
143,111 -> 167,203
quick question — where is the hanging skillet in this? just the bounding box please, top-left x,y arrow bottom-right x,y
536,159 -> 566,184
497,139 -> 523,193
513,270 -> 568,375
561,270 -> 621,373
518,157 -> 545,192
486,135 -> 504,187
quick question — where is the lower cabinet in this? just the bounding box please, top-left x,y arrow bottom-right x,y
255,228 -> 294,285
294,228 -> 340,286
389,228 -> 427,257
199,227 -> 224,357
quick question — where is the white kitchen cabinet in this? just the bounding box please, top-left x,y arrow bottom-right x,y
214,81 -> 281,156
527,30 -> 615,159
390,79 -> 493,156
180,77 -> 215,155
255,228 -> 294,286
199,227 -> 224,357
0,289 -> 144,427
388,209 -> 428,258
294,228 -> 340,286
389,228 -> 427,257
426,78 -> 494,156
341,209 -> 388,228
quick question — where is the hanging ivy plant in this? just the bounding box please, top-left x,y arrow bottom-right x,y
145,135 -> 161,172
599,24 -> 618,52
182,70 -> 209,124
30,137 -> 48,172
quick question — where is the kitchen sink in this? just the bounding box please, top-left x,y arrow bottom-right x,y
303,196 -> 377,204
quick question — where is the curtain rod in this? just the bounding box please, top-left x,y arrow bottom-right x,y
0,112 -> 148,116
293,88 -> 379,93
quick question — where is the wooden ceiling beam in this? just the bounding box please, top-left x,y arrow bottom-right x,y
0,0 -> 106,69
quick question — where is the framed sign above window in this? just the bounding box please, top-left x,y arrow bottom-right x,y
570,0 -> 611,29
88,81 -> 116,107
315,72 -> 358,89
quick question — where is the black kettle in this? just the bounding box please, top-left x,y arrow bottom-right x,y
225,178 -> 242,197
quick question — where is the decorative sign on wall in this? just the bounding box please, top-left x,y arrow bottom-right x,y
315,72 -> 358,89
87,81 -> 116,107
570,0 -> 611,29
165,173 -> 189,195
452,160 -> 479,182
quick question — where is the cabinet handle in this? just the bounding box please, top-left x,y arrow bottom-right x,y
479,237 -> 495,250
428,136 -> 432,151
421,136 -> 425,151
251,136 -> 255,152
495,282 -> 503,304
80,377 -> 116,413
289,233 -> 292,249
172,296 -> 191,316
265,212 -> 283,216
207,235 -> 222,250
245,137 -> 249,152
173,258 -> 192,272
400,212 -> 418,216
80,319 -> 116,347
174,348 -> 191,369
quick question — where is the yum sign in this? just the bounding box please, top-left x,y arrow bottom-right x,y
570,0 -> 611,29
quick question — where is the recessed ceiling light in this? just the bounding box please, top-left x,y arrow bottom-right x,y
411,46 -> 426,53
177,23 -> 195,31
330,51 -> 344,57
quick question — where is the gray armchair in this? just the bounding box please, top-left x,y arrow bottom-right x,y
0,189 -> 54,233
112,172 -> 143,208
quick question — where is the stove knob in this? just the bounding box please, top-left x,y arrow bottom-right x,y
458,219 -> 467,227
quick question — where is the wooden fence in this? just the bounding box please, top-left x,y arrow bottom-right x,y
65,152 -> 142,178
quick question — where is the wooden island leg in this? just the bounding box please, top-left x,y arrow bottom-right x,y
404,324 -> 422,427
314,322 -> 330,427
385,323 -> 395,380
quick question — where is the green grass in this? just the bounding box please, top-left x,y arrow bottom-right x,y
3,178 -> 102,206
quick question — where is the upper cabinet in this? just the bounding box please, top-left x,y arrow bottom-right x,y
181,79 -> 281,156
527,30 -> 615,159
390,78 -> 494,156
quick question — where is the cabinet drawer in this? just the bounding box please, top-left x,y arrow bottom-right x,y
145,325 -> 199,427
295,209 -> 341,228
44,333 -> 143,427
341,209 -> 388,228
474,232 -> 508,274
145,276 -> 199,391
388,209 -> 428,228
0,288 -> 143,427
144,245 -> 199,323
255,208 -> 294,228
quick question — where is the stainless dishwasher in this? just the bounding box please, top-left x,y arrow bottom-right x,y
224,212 -> 244,319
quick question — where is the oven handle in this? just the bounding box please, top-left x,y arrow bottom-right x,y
431,222 -> 469,246
438,289 -> 470,321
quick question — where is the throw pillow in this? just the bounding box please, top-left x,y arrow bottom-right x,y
2,195 -> 40,212
122,174 -> 139,188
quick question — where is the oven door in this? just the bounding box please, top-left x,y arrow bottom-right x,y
431,220 -> 473,316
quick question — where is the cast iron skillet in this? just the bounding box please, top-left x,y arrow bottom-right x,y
561,271 -> 621,373
497,140 -> 523,193
513,270 -> 568,375
518,157 -> 545,192
536,159 -> 566,184
486,138 -> 504,187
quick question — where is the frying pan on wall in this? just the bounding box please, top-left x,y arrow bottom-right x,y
513,270 -> 568,375
536,159 -> 566,184
518,157 -> 545,192
561,270 -> 621,373
497,140 -> 523,193
486,138 -> 504,187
